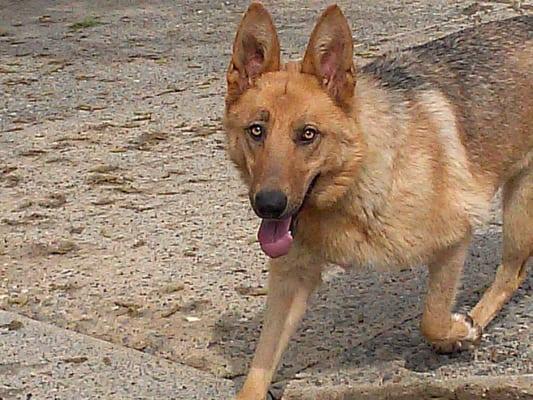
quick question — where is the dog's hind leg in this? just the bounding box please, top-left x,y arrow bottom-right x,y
236,254 -> 321,400
420,234 -> 483,353
470,166 -> 532,330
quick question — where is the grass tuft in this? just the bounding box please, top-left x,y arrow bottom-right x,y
69,16 -> 102,31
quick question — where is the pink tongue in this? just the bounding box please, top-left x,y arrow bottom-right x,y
257,216 -> 293,258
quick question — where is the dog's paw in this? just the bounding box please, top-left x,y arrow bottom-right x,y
235,389 -> 273,400
235,395 -> 272,400
431,314 -> 483,354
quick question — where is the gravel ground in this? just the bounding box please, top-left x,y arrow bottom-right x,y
1,0 -> 531,398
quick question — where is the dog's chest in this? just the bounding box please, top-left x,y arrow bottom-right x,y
297,205 -> 454,269
297,210 -> 393,267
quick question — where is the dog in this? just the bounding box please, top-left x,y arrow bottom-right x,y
223,3 -> 532,399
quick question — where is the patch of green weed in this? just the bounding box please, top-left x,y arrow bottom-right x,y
69,16 -> 102,31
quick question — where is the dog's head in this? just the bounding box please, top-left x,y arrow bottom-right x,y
223,3 -> 364,257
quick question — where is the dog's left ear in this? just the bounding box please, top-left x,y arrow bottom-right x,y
302,5 -> 355,109
226,2 -> 281,105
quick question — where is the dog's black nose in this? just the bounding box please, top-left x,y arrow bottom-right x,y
254,190 -> 288,219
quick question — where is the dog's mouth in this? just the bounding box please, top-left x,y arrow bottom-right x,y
257,175 -> 319,258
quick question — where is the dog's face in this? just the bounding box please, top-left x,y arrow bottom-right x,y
224,3 -> 364,257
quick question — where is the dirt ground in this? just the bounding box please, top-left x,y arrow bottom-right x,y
1,0 -> 531,397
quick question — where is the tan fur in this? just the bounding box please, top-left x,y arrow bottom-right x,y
224,3 -> 532,399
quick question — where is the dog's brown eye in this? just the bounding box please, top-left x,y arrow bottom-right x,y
301,126 -> 318,143
248,124 -> 264,140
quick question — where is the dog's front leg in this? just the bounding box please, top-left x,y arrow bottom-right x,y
420,234 -> 482,353
236,254 -> 321,400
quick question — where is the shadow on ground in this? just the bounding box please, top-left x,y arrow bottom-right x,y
212,230 -> 531,394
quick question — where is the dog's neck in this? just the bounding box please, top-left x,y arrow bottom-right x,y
336,76 -> 407,222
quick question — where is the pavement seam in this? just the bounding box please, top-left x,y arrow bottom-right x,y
0,309 -> 233,383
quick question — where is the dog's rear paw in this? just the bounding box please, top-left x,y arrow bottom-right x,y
431,314 -> 483,354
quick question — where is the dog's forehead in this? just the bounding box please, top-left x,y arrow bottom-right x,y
228,71 -> 335,123
259,71 -> 311,93
281,61 -> 302,73
255,71 -> 325,107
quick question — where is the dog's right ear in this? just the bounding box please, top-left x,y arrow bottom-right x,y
226,2 -> 280,104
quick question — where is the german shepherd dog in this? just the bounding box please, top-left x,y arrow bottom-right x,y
223,3 -> 532,398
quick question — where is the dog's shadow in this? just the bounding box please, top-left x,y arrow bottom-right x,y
212,231 -> 531,391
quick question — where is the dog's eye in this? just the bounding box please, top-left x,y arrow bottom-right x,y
300,126 -> 318,143
248,124 -> 264,140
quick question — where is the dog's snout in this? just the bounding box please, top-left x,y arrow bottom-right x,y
254,190 -> 288,219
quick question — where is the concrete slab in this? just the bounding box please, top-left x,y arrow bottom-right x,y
0,1 -> 532,399
0,311 -> 235,400
284,375 -> 533,400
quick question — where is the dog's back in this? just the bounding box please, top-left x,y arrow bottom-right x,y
362,16 -> 532,186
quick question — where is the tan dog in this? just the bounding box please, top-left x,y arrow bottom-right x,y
223,3 -> 532,399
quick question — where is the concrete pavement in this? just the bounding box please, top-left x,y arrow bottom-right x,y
1,1 -> 531,399
0,311 -> 235,399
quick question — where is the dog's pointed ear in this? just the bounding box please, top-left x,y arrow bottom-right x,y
301,5 -> 355,109
226,2 -> 280,104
